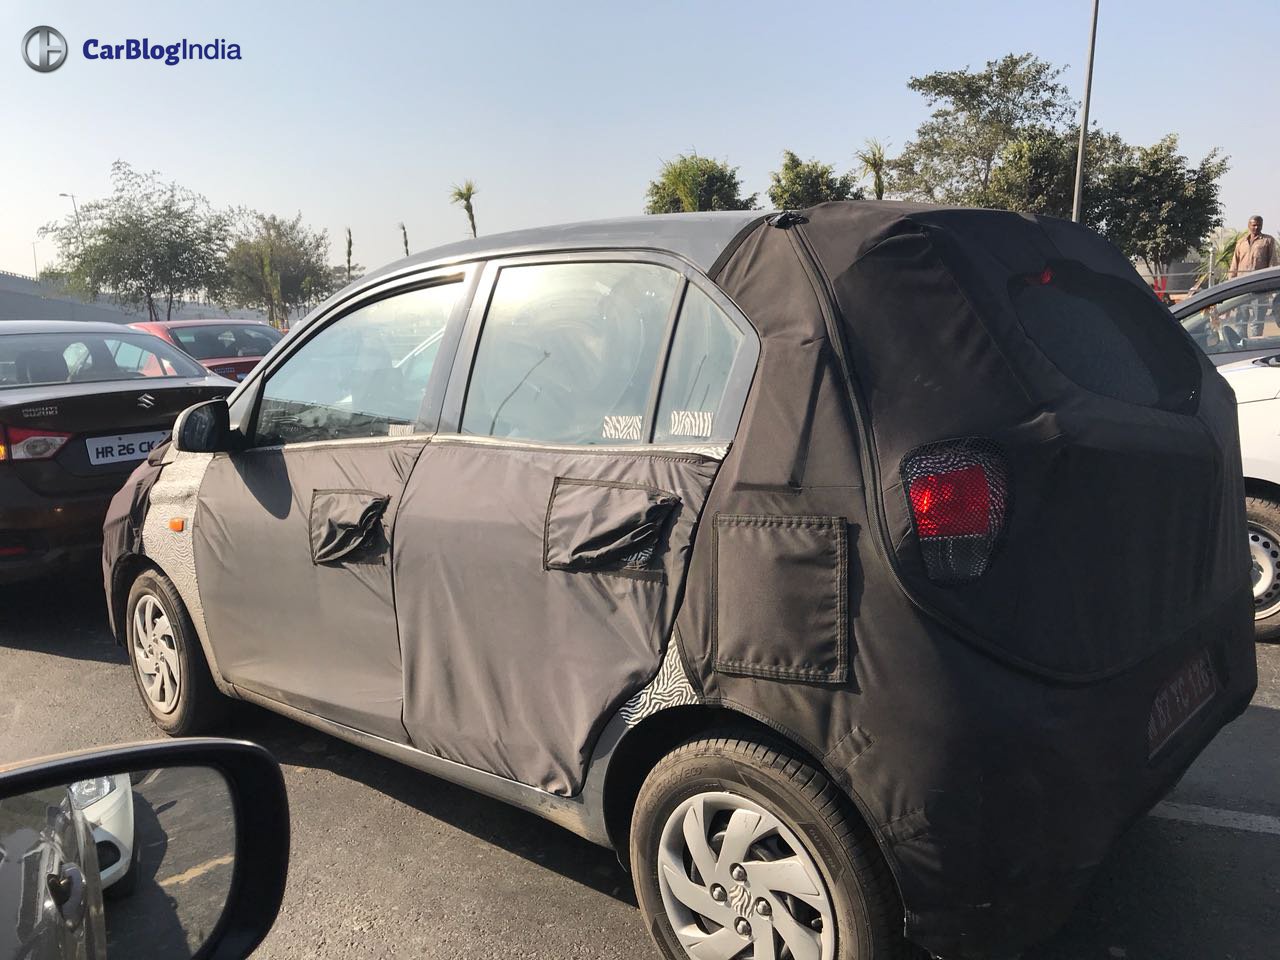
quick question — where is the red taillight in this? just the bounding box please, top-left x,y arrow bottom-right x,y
908,465 -> 992,538
4,425 -> 73,461
902,440 -> 1009,584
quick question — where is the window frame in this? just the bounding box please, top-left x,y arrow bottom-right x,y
439,250 -> 759,447
233,264 -> 480,450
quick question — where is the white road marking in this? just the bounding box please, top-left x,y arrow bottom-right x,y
1150,801 -> 1280,836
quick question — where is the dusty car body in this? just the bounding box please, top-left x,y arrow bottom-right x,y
103,203 -> 1256,959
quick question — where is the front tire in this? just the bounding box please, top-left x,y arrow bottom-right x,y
125,570 -> 227,735
630,734 -> 909,960
1246,496 -> 1280,642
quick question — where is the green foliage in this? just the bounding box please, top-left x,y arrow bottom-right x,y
893,53 -> 1075,205
1094,135 -> 1228,278
450,181 -> 478,238
987,126 -> 1129,225
766,151 -> 861,209
855,139 -> 889,200
39,161 -> 231,321
645,154 -> 757,213
223,213 -> 336,328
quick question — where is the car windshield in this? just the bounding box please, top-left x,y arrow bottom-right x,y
168,323 -> 282,360
1181,286 -> 1280,356
0,331 -> 207,388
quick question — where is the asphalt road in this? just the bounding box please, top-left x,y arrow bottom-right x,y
105,766 -> 236,957
1,572 -> 1277,960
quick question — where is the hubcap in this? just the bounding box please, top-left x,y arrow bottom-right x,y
131,594 -> 181,714
1249,522 -> 1280,619
657,791 -> 835,960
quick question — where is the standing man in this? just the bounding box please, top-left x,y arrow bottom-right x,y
1230,215 -> 1277,278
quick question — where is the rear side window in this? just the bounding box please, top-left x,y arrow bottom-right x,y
1009,262 -> 1200,411
172,324 -> 281,360
462,262 -> 678,444
655,285 -> 745,441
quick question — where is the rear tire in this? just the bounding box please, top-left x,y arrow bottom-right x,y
630,734 -> 910,960
125,570 -> 227,735
1246,496 -> 1280,642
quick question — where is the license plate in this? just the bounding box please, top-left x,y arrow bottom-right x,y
1147,649 -> 1218,757
86,430 -> 170,466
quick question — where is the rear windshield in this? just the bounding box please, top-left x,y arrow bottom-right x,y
1008,262 -> 1201,412
0,331 -> 207,388
169,323 -> 281,360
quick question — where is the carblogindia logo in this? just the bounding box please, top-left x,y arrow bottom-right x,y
21,26 -> 243,70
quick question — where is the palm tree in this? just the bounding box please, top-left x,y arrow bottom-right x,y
856,139 -> 889,200
450,180 -> 478,238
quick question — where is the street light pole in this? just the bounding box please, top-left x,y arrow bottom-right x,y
59,192 -> 84,245
1071,0 -> 1101,223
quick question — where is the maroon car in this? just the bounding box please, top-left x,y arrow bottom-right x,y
129,319 -> 282,382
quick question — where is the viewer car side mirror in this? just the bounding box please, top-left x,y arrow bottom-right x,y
173,399 -> 233,454
0,739 -> 289,960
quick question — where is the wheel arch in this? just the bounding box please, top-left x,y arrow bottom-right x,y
108,552 -> 159,644
599,703 -> 900,904
1244,476 -> 1280,505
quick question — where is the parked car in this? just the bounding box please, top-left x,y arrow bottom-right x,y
0,321 -> 234,583
69,775 -> 136,897
128,319 -> 283,382
1174,266 -> 1280,365
0,784 -> 105,960
103,203 -> 1256,960
1173,269 -> 1280,639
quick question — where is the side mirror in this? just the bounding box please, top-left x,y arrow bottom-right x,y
0,738 -> 289,960
172,400 -> 232,454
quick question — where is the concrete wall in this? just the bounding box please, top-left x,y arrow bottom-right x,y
0,270 -> 266,324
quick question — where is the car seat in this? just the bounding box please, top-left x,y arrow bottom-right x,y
15,351 -> 70,385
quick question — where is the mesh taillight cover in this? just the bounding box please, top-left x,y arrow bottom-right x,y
901,439 -> 1009,584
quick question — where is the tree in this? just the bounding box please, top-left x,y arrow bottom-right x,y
766,150 -> 861,209
39,161 -> 230,320
345,227 -> 355,282
986,126 -> 1129,225
645,153 -> 757,213
1094,135 -> 1229,281
856,139 -> 889,200
450,181 -> 478,237
893,53 -> 1075,205
398,222 -> 410,257
223,213 -> 337,328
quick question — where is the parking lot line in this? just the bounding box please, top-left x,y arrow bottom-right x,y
1150,801 -> 1280,836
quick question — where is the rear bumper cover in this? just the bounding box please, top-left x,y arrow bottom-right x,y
885,591 -> 1257,959
0,472 -> 112,583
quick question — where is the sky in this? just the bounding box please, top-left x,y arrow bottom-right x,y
2,0 -> 1277,277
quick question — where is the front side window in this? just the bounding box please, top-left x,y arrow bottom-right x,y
0,332 -> 204,388
461,262 -> 678,444
655,285 -> 745,441
254,281 -> 461,446
1181,287 -> 1280,357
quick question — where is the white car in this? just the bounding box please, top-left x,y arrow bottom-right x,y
1213,354 -> 1280,639
70,773 -> 137,896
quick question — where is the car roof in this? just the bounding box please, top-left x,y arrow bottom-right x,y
135,318 -> 274,328
360,212 -> 768,286
1174,266 -> 1280,317
0,319 -> 138,335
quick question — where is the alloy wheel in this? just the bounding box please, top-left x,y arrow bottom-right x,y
656,791 -> 836,960
131,594 -> 181,715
